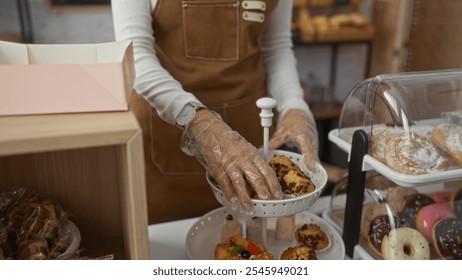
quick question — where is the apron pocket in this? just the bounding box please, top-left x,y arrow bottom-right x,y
182,0 -> 240,61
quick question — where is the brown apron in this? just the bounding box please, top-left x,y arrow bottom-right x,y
131,0 -> 278,224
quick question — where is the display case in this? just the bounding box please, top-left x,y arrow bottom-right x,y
325,69 -> 462,259
0,111 -> 149,259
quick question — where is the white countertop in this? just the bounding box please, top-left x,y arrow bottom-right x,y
148,196 -> 332,260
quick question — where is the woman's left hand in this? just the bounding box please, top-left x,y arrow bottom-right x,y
268,109 -> 319,169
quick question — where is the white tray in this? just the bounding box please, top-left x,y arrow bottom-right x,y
185,207 -> 345,260
328,127 -> 462,187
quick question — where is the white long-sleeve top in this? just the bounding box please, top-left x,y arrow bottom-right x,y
111,0 -> 310,125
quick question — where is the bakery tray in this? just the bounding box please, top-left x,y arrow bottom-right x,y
185,207 -> 345,260
328,127 -> 462,187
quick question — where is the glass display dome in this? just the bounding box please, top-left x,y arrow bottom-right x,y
329,69 -> 462,187
325,69 -> 462,260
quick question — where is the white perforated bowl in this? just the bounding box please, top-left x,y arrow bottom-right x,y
206,150 -> 328,217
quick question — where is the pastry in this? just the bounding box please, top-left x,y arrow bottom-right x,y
294,223 -> 329,251
381,227 -> 430,260
385,186 -> 418,213
431,217 -> 462,260
415,203 -> 455,242
280,245 -> 317,260
214,234 -> 274,260
280,170 -> 315,197
369,126 -> 402,163
432,123 -> 462,166
368,214 -> 394,257
269,155 -> 301,179
384,134 -> 448,174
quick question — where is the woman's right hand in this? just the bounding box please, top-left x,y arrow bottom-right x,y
181,109 -> 282,211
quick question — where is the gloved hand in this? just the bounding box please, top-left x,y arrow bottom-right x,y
268,109 -> 319,170
181,109 -> 282,211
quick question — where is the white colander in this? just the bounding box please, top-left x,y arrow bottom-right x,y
206,149 -> 328,217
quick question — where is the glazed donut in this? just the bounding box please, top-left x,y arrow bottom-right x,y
381,227 -> 430,260
432,123 -> 462,166
450,188 -> 462,218
384,134 -> 449,175
385,186 -> 418,213
399,193 -> 435,228
415,203 -> 455,242
368,214 -> 395,257
432,217 -> 462,260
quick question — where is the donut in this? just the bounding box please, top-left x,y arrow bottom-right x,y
381,227 -> 430,260
415,203 -> 455,241
385,186 -> 418,213
294,223 -> 329,251
430,191 -> 452,204
368,214 -> 395,257
280,245 -> 317,260
399,193 -> 435,228
384,134 -> 449,175
214,234 -> 274,260
450,188 -> 462,218
431,217 -> 462,260
360,203 -> 389,241
432,123 -> 462,165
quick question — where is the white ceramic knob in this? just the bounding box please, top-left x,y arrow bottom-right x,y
256,97 -> 277,127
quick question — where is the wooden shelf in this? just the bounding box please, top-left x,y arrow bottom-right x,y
0,111 -> 149,259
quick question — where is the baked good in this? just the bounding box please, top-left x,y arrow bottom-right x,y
214,234 -> 274,260
294,223 -> 329,251
280,170 -> 315,197
269,155 -> 301,179
268,154 -> 315,198
415,203 -> 455,242
220,214 -> 242,243
399,193 -> 435,228
368,214 -> 394,257
384,134 -> 448,174
430,191 -> 452,204
381,227 -> 430,260
431,217 -> 462,260
450,188 -> 462,218
369,127 -> 403,163
275,215 -> 295,241
385,186 -> 418,213
360,203 -> 389,241
432,123 -> 462,166
280,245 -> 317,260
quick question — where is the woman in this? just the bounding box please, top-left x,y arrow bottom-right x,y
111,0 -> 319,224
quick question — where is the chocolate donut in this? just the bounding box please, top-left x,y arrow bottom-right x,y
399,193 -> 435,228
368,214 -> 393,256
432,217 -> 462,260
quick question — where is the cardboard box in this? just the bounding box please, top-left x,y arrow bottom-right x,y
0,40 -> 135,116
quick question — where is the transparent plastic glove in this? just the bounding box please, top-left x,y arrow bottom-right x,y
181,109 -> 282,211
268,109 -> 319,169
